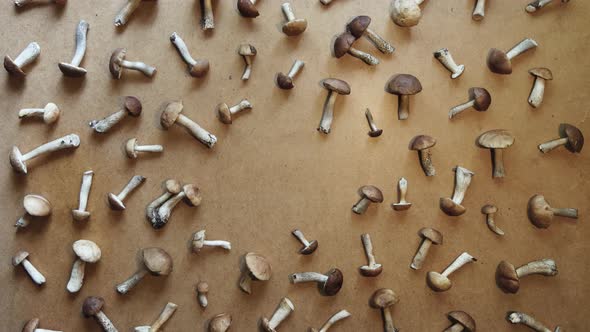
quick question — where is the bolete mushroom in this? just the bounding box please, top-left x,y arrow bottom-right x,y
217,99 -> 253,124
538,123 -> 584,154
201,0 -> 215,30
317,78 -> 351,134
434,48 -> 465,79
4,42 -> 40,77
14,194 -> 52,228
528,68 -> 552,108
481,204 -> 504,235
289,268 -> 343,296
386,74 -> 422,120
89,96 -> 142,133
409,135 -> 436,176
125,138 -> 163,159
22,318 -> 61,332
310,310 -> 351,332
238,44 -> 257,80
390,0 -> 425,27
440,166 -> 475,216
14,0 -> 66,7
426,252 -> 477,292
347,15 -> 394,54
191,230 -> 231,253
333,32 -> 379,66
506,311 -> 562,332
10,134 -> 80,174
472,0 -> 486,20
496,259 -> 558,294
66,240 -> 101,293
82,296 -> 118,332
369,288 -> 399,332
527,194 -> 578,229
134,302 -> 177,332
391,177 -> 412,211
209,313 -> 232,332
261,297 -> 295,332
281,3 -> 307,36
237,0 -> 260,18
161,101 -> 217,148
449,88 -> 491,119
155,184 -> 201,227
526,0 -> 569,13
197,281 -> 209,308
277,59 -> 304,90
12,250 -> 46,285
444,311 -> 476,332
359,233 -> 382,277
352,185 -> 383,215
487,38 -> 538,74
116,247 -> 173,294
477,129 -> 515,178
291,229 -> 318,255
146,179 -> 182,229
18,102 -> 60,124
59,20 -> 89,77
410,227 -> 442,270
107,175 -> 146,211
238,252 -> 272,294
365,108 -> 383,137
109,48 -> 156,79
170,32 -> 210,78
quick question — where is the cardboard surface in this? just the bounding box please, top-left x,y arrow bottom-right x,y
1,0 -> 589,331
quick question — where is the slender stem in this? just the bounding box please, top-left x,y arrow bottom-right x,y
516,259 -> 557,278
170,32 -> 197,66
22,134 -> 80,161
538,137 -> 568,153
506,38 -> 538,60
135,145 -> 163,152
348,47 -> 379,66
398,95 -> 409,120
117,175 -> 145,201
176,114 -> 217,148
198,293 -> 208,308
116,269 -> 148,294
18,108 -> 45,118
289,272 -> 327,283
364,28 -> 395,54
492,149 -> 505,178
441,252 -> 476,277
528,78 -> 546,108
365,109 -> 378,132
13,42 -> 41,68
89,109 -> 126,133
352,197 -> 370,214
203,240 -> 231,250
229,99 -> 252,115
507,311 -> 552,332
66,259 -> 86,293
318,91 -> 337,134
281,3 -> 296,22
114,0 -> 142,26
382,309 -> 396,332
71,20 -> 89,66
120,59 -> 156,77
410,239 -> 432,270
318,310 -> 351,332
292,229 -> 310,246
95,311 -> 119,332
361,234 -> 376,265
486,214 -> 505,236
449,100 -> 475,119
150,302 -> 178,331
434,48 -> 463,78
418,149 -> 435,176
77,170 -> 93,211
202,0 -> 214,30
22,259 -> 46,285
287,59 -> 305,78
472,0 -> 486,20
526,0 -> 555,13
551,207 -> 578,219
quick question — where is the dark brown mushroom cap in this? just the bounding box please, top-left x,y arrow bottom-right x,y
495,260 -> 519,293
529,67 -> 553,80
300,240 -> 318,255
477,129 -> 515,149
559,123 -> 584,153
487,48 -> 511,74
141,247 -> 173,276
447,311 -> 476,332
4,55 -> 25,76
82,296 -> 105,317
419,227 -> 443,245
322,78 -> 351,95
216,103 -> 232,124
107,193 -> 126,211
182,184 -> 202,207
409,135 -> 436,150
426,271 -> 452,292
23,194 -> 52,216
12,250 -> 30,266
237,0 -> 259,18
164,179 -> 182,194
386,74 -> 422,95
333,33 -> 356,58
360,263 -> 383,277
109,48 -> 127,79
369,288 -> 399,309
368,128 -> 383,137
209,313 -> 232,332
9,146 -> 26,174
123,96 -> 142,116
277,73 -> 294,90
189,60 -> 210,78
469,87 -> 492,111
321,268 -> 343,296
160,101 -> 184,129
527,194 -> 554,228
359,185 -> 383,203
59,62 -> 87,77
282,19 -> 308,36
347,16 -> 371,38
244,252 -> 272,281
481,204 -> 498,214
440,197 -> 466,216
22,318 -> 39,332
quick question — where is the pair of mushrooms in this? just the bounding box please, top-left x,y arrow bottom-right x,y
161,101 -> 218,148
334,16 -> 394,66
108,175 -> 146,211
116,247 -> 173,294
146,179 -> 202,229
10,134 -> 80,174
14,194 -> 52,229
496,258 -> 558,294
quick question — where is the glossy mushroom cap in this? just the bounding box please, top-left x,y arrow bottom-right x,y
495,260 -> 519,293
419,227 -> 443,245
359,185 -> 384,203
12,251 -> 30,266
73,240 -> 101,263
333,33 -> 356,58
237,0 -> 259,17
123,96 -> 142,116
386,74 -> 422,96
277,73 -> 294,89
440,197 -> 465,216
142,247 -> 173,276
477,129 -> 515,149
42,103 -> 61,124
244,252 -> 272,281
558,123 -> 584,153
283,18 -> 307,36
527,194 -> 554,228
209,313 -> 232,332
23,194 -> 52,217
216,103 -> 232,124
347,16 -> 371,38
487,48 -> 511,74
109,48 -> 127,79
447,311 -> 476,332
82,296 -> 105,317
182,184 -> 202,207
125,138 -> 139,158
189,60 -> 210,78
321,268 -> 343,296
9,146 -> 26,173
529,67 -> 553,80
469,87 -> 492,111
22,318 -> 40,332
300,240 -> 318,255
481,204 -> 497,214
4,55 -> 25,76
59,62 -> 87,77
160,101 -> 184,129
426,271 -> 451,292
322,78 -> 351,95
409,135 -> 436,151
369,288 -> 399,309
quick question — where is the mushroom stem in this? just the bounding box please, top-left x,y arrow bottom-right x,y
397,95 -> 410,120
12,42 -> 41,68
365,108 -> 379,132
203,240 -> 232,250
491,148 -> 506,178
318,90 -> 337,134
151,302 -> 178,331
538,137 -> 568,153
116,269 -> 148,294
175,114 -> 217,148
66,258 -> 86,293
516,259 -> 558,278
21,258 -> 47,285
418,149 -> 435,176
289,272 -> 327,283
242,60 -> 253,80
157,191 -> 186,224
507,311 -> 553,332
434,48 -> 464,79
117,175 -> 145,202
451,166 -> 474,204
316,310 -> 351,332
449,100 -> 475,119
441,252 -> 476,278
397,177 -> 409,204
76,171 -> 93,213
472,0 -> 486,20
352,197 -> 371,214
347,47 -> 379,66
94,311 -> 118,332
32,328 -> 62,332
119,59 -> 156,77
486,214 -> 505,236
287,59 -> 305,79
551,207 -> 578,219
89,109 -> 127,133
267,298 -> 294,329
292,229 -> 311,246
361,233 -> 377,266
20,134 -> 80,162
410,239 -> 432,270
505,38 -> 538,60
443,324 -> 465,332
114,0 -> 142,26
526,0 -> 557,13
70,20 -> 89,67
229,99 -> 252,116
202,0 -> 214,30
170,32 -> 197,66
528,75 -> 546,108
134,144 -> 163,152
281,3 -> 296,21
18,108 -> 45,118
147,193 -> 174,223
364,28 -> 395,54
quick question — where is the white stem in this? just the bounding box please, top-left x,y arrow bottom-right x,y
13,42 -> 41,68
507,312 -> 552,332
506,38 -> 538,60
318,91 -> 337,134
202,0 -> 214,30
451,166 -> 475,205
441,252 -> 476,277
365,109 -> 378,132
348,47 -> 379,66
116,269 -> 148,294
117,175 -> 145,201
77,170 -> 93,212
22,134 -> 80,161
410,239 -> 432,270
551,207 -> 578,219
146,192 -> 173,222
318,310 -> 351,332
95,311 -> 119,332
287,60 -> 304,78
170,32 -> 197,66
36,329 -> 63,332
538,137 -> 568,153
516,259 -> 557,278
528,77 -> 546,108
486,214 -> 505,236
135,145 -> 163,152
22,259 -> 46,285
66,258 -> 86,293
397,177 -> 408,204
289,272 -> 327,283
157,191 -> 186,223
281,3 -> 296,21
151,302 -> 178,331
70,20 -> 89,66
352,197 -> 370,214
229,99 -> 252,115
449,100 -> 475,119
89,109 -> 127,133
444,324 -> 464,332
434,48 -> 464,79
176,114 -> 217,148
364,28 -> 395,54
198,293 -> 208,308
526,0 -> 555,13
203,240 -> 231,250
114,0 -> 141,26
472,0 -> 486,20
292,229 -> 310,246
268,298 -> 295,329
361,234 -> 376,266
120,59 -> 156,77
18,108 -> 45,118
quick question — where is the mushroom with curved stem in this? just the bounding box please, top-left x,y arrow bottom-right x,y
440,166 -> 475,216
477,129 -> 515,178
238,252 -> 272,294
317,78 -> 351,134
209,313 -> 232,332
386,74 -> 422,120
134,302 -> 178,332
238,44 -> 257,80
277,59 -> 304,90
146,179 -> 181,228
4,42 -> 40,77
116,247 -> 173,294
434,48 -> 465,79
18,102 -> 60,124
310,310 -> 351,332
12,251 -> 46,285
359,233 -> 382,277
526,0 -> 569,13
289,268 -> 343,296
365,109 -> 383,137
482,204 -> 504,235
449,87 -> 491,119
281,3 -> 307,36
72,170 -> 94,221
527,194 -> 578,229
201,0 -> 215,30
107,175 -> 146,211
191,230 -> 231,253
10,134 -> 80,174
528,68 -> 553,108
238,0 -> 260,17
426,252 -> 477,292
161,101 -> 218,148
114,0 -> 155,27
109,48 -> 156,79
352,185 -> 383,214
14,194 -> 52,228
66,240 -> 101,293
496,258 -> 558,293
472,0 -> 486,20
155,184 -> 201,227
89,96 -> 142,133
390,0 -> 425,27
217,99 -> 253,124
444,311 -> 476,332
82,296 -> 119,332
487,38 -> 538,74
369,288 -> 399,332
347,16 -> 395,54
409,135 -> 436,176
291,229 -> 318,255
14,0 -> 66,7
22,318 -> 62,332
59,20 -> 89,77
333,33 -> 379,66
410,227 -> 442,270
506,311 -> 562,332
125,138 -> 163,159
261,297 -> 295,332
196,281 -> 209,308
391,177 -> 411,211
170,32 -> 210,78
538,123 -> 584,154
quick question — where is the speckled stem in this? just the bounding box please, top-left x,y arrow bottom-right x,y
114,0 -> 141,27
348,47 -> 379,66
89,110 -> 126,133
418,149 -> 435,176
21,134 -> 80,161
364,28 -> 395,54
94,310 -> 119,332
202,0 -> 214,30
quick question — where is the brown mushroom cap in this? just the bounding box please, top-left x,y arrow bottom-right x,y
216,103 -> 232,124
12,250 -> 30,266
4,55 -> 26,76
109,48 -> 127,79
9,146 -> 26,173
107,192 -> 126,211
322,78 -> 351,95
359,185 -> 383,203
23,194 -> 52,217
469,87 -> 492,111
426,271 -> 452,292
333,33 -> 356,58
419,227 -> 443,245
322,268 -> 343,296
73,240 -> 101,263
209,313 -> 232,332
197,281 -> 209,293
59,62 -> 87,77
529,67 -> 553,80
22,318 -> 39,332
447,311 -> 476,332
409,135 -> 436,150
558,123 -> 584,153
237,0 -> 259,17
386,74 -> 422,96
487,48 -> 511,74
440,197 -> 465,216
189,60 -> 210,78
141,247 -> 173,276
300,240 -> 318,255
123,96 -> 142,116
82,296 -> 105,317
277,72 -> 294,90
477,129 -> 515,149
244,252 -> 272,281
481,204 -> 498,214
125,138 -> 139,158
527,194 -> 554,228
164,179 -> 182,194
182,184 -> 202,207
160,101 -> 184,129
495,260 -> 519,293
369,288 -> 399,308
347,16 -> 371,38
282,19 -> 307,36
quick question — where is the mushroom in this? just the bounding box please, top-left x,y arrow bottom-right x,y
197,281 -> 209,308
10,134 -> 80,174
426,252 -> 477,292
146,179 -> 182,229
276,59 -> 305,90
134,302 -> 178,332
317,78 -> 351,134
347,16 -> 395,54
59,20 -> 89,77
365,108 -> 383,137
191,230 -> 231,253
472,0 -> 486,20
237,0 -> 260,18
333,32 -> 379,66
434,48 -> 465,79
496,259 -> 558,293
538,123 -> 584,154
359,233 -> 382,277
449,87 -> 491,119
161,101 -> 218,148
22,318 -> 62,332
238,252 -> 272,294
526,0 -> 569,13
482,204 -> 504,236
82,296 -> 118,332
291,229 -> 318,255
527,194 -> 578,229
369,288 -> 399,332
352,185 -> 383,215
89,96 -> 142,133
386,74 -> 422,120
238,44 -> 257,80
444,311 -> 476,332
391,177 -> 412,211
170,32 -> 210,78
72,171 -> 93,221
14,0 -> 66,7
125,138 -> 163,159
201,0 -> 215,30
528,68 -> 552,108
109,48 -> 156,79
477,129 -> 515,178
390,0 -> 425,27
261,297 -> 295,332
409,135 -> 436,176
320,0 -> 335,4
289,268 -> 343,296
4,42 -> 40,77
107,175 -> 146,211
209,313 -> 232,332
66,240 -> 101,293
439,166 -> 475,216
18,102 -> 60,124
12,251 -> 46,285
410,227 -> 442,270
116,247 -> 173,294
487,38 -> 538,74
506,311 -> 562,332
114,0 -> 155,27
156,184 -> 201,227
310,310 -> 351,332
217,99 -> 253,124
281,3 -> 307,36
14,194 -> 52,228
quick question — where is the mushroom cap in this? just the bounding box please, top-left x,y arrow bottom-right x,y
216,103 -> 232,124
4,55 -> 26,76
244,252 -> 272,281
321,268 -> 343,296
322,78 -> 351,95
360,263 -> 383,277
123,96 -> 142,116
191,230 -> 206,251
368,128 -> 383,137
188,60 -> 210,78
42,103 -> 60,124
369,288 -> 399,309
141,247 -> 173,276
529,67 -> 553,80
347,16 -> 371,38
277,72 -> 294,90
164,179 -> 182,194
469,87 -> 492,111
9,146 -> 26,174
333,33 -> 356,58
23,194 -> 52,216
495,260 -> 519,293
390,0 -> 422,27
358,185 -> 384,203
419,227 -> 443,245
82,296 -> 105,317
237,0 -> 259,18
73,239 -> 101,263
300,240 -> 318,255
160,101 -> 184,129
477,129 -> 515,149
558,123 -> 584,153
58,62 -> 87,77
426,271 -> 452,292
447,311 -> 476,332
527,194 -> 554,228
440,197 -> 466,216
238,44 -> 257,56
22,318 -> 39,332
409,135 -> 436,150
197,280 -> 209,293
481,204 -> 498,214
209,313 -> 232,332
125,138 -> 139,158
182,184 -> 202,207
282,19 -> 308,36
109,48 -> 127,79
386,74 -> 422,95
487,48 -> 512,74
12,250 -> 30,266
107,192 -> 126,211
72,209 -> 90,221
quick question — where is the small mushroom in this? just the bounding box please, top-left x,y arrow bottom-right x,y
109,48 -> 156,79
289,268 -> 343,296
317,78 -> 351,134
161,101 -> 217,148
526,0 -> 569,13
66,240 -> 101,293
506,311 -> 562,332
238,252 -> 272,294
444,311 -> 476,332
440,166 -> 475,216
347,16 -> 395,54
209,313 -> 232,332
155,184 -> 201,227
333,32 -> 379,66
477,129 -> 515,178
14,0 -> 66,7
134,302 -> 178,332
107,175 -> 146,211
59,20 -> 89,77
170,32 -> 210,78
14,194 -> 52,228
496,259 -> 558,294
291,229 -> 318,255
125,138 -> 163,159
82,296 -> 118,332
281,3 -> 307,36
365,108 -> 383,137
191,230 -> 231,253
359,233 -> 382,277
487,38 -> 538,74
10,134 -> 80,174
482,204 -> 504,236
72,171 -> 93,221
196,281 -> 209,308
528,68 -> 553,108
89,96 -> 142,133
352,185 -> 383,215
386,74 -> 422,120
409,135 -> 436,176
12,251 -> 46,285
201,0 -> 215,30
116,247 -> 173,294
369,288 -> 399,332
310,310 -> 351,332
238,0 -> 260,18
114,0 -> 155,27
320,0 -> 335,4
391,177 -> 412,211
4,42 -> 40,77
261,297 -> 295,332
277,59 -> 304,90
146,179 -> 182,229
472,0 -> 486,20
22,318 -> 61,332
238,44 -> 257,80
217,99 -> 253,124
434,48 -> 465,79
538,123 -> 584,154
449,88 -> 491,119
426,252 -> 477,292
390,0 -> 425,27
410,227 -> 442,270
18,102 -> 60,124
527,194 -> 578,229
